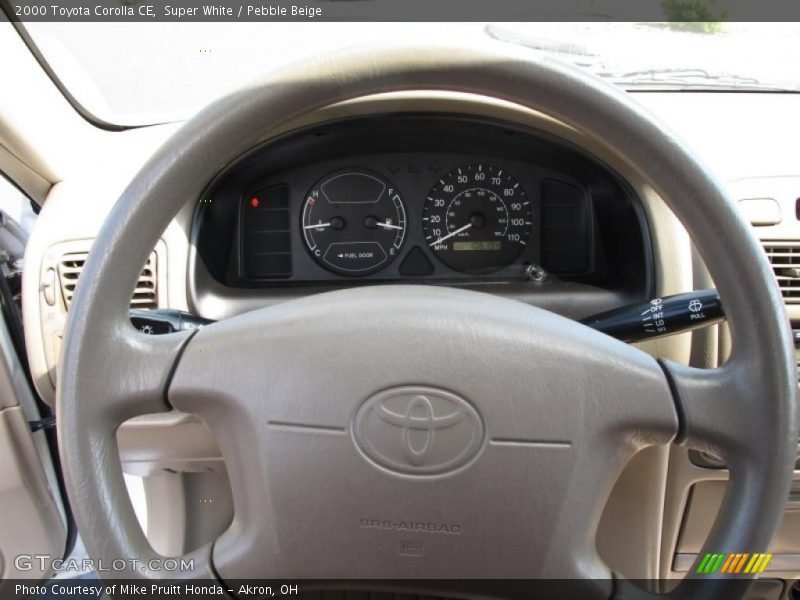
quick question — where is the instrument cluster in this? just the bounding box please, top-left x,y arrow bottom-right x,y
236,155 -> 548,284
192,115 -> 650,295
243,162 -> 537,280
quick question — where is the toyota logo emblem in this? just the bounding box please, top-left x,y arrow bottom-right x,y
352,386 -> 485,476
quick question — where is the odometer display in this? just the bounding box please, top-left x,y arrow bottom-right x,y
422,164 -> 532,273
452,240 -> 503,252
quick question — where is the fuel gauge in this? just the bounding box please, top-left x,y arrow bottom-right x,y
301,169 -> 407,276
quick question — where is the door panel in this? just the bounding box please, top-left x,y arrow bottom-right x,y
0,180 -> 66,580
0,405 -> 65,579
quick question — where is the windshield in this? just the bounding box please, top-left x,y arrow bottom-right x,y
20,22 -> 800,127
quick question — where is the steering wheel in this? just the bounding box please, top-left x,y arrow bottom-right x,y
57,43 -> 798,600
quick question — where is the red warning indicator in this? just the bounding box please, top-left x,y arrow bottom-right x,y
250,197 -> 260,208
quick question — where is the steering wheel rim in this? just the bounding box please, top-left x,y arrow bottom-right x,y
57,42 -> 797,599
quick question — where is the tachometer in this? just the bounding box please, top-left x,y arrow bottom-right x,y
422,164 -> 532,273
302,169 -> 407,276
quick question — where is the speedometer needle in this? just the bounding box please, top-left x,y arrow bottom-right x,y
304,222 -> 331,229
428,223 -> 473,247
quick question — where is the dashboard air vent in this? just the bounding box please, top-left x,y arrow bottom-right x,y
763,242 -> 800,303
57,251 -> 158,310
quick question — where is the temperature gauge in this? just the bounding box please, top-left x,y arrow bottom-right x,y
302,169 -> 407,276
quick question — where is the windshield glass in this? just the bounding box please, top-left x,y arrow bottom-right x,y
20,22 -> 800,127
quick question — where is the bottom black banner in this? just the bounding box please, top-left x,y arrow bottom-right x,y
0,577 -> 777,600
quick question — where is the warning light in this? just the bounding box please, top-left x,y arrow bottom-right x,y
250,197 -> 260,208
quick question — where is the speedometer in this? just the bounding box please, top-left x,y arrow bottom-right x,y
422,164 -> 533,274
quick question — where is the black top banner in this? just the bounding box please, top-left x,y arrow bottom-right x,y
2,0 -> 800,22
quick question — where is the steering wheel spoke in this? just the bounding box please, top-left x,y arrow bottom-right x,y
636,355 -> 796,600
60,324 -> 194,424
57,323 -> 210,579
661,359 -> 776,465
112,328 -> 194,419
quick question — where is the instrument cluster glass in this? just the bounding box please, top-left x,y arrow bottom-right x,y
300,163 -> 534,277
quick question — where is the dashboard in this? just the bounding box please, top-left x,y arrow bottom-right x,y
192,115 -> 651,299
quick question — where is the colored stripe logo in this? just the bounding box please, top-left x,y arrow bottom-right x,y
696,553 -> 773,574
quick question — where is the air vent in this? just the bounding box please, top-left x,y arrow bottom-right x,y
57,252 -> 158,310
763,242 -> 800,303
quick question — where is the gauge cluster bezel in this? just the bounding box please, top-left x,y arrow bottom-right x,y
192,114 -> 651,299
